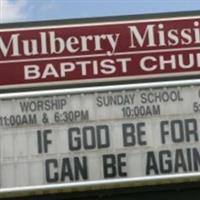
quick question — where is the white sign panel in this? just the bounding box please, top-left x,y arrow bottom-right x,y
0,86 -> 193,126
1,81 -> 200,197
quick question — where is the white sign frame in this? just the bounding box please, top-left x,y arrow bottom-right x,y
1,79 -> 200,198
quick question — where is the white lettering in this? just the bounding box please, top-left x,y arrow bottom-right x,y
24,65 -> 40,80
41,63 -> 59,79
129,24 -> 156,48
140,56 -> 157,72
0,34 -> 21,57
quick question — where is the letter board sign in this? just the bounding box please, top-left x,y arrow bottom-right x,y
1,11 -> 200,90
1,80 -> 200,197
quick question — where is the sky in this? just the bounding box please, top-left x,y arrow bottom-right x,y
0,0 -> 200,23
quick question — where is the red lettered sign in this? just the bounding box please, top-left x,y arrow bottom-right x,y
1,12 -> 200,89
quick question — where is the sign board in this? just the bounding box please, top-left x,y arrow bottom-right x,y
1,80 -> 200,197
1,11 -> 200,90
